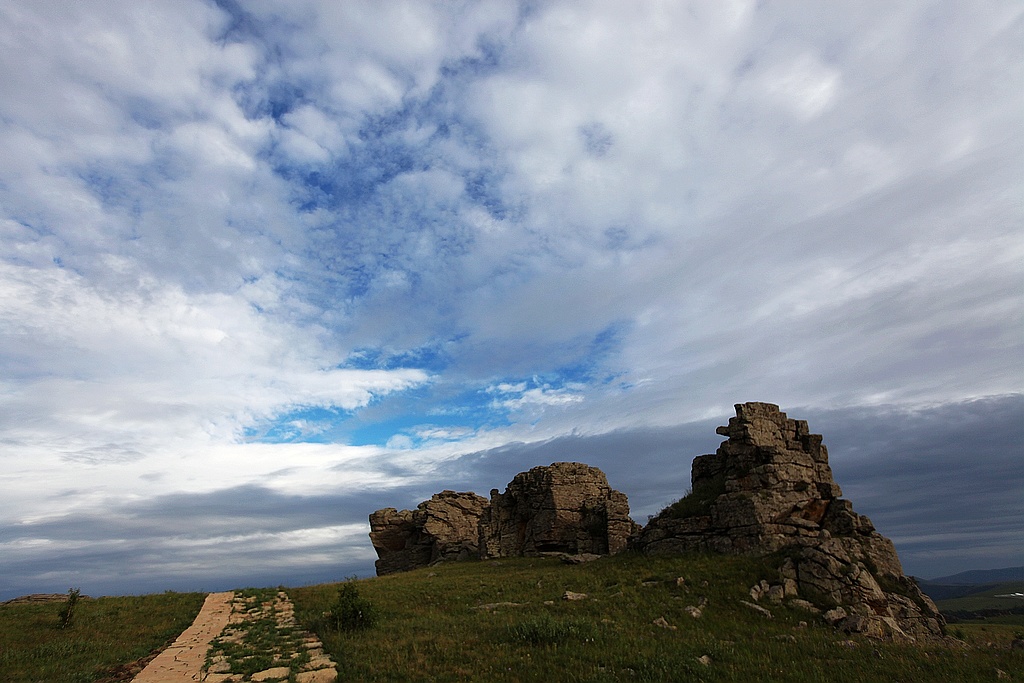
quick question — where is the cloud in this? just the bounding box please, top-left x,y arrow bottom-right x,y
0,0 -> 1021,597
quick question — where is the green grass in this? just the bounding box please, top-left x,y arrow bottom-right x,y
0,591 -> 205,683
289,553 -> 1024,682
4,555 -> 1022,682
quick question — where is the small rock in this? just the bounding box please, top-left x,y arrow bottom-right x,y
641,580 -> 660,587
543,600 -> 554,605
652,616 -> 677,630
684,605 -> 702,619
561,553 -> 602,564
207,659 -> 232,673
473,602 -> 526,610
563,591 -> 587,601
251,667 -> 291,681
767,585 -> 785,604
297,669 -> 338,683
740,600 -> 773,618
676,576 -> 686,586
836,639 -> 858,648
697,655 -> 712,666
788,598 -> 821,614
773,634 -> 797,643
823,607 -> 848,625
996,669 -> 1009,680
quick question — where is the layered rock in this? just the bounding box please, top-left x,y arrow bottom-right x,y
369,463 -> 636,575
633,402 -> 945,641
368,490 -> 489,576
480,462 -> 639,558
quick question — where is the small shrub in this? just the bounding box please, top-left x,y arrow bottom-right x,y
56,588 -> 81,629
657,473 -> 726,520
324,581 -> 376,632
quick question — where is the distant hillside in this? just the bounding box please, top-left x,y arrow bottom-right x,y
926,566 -> 1024,585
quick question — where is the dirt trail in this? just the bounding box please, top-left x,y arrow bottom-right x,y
131,591 -> 234,682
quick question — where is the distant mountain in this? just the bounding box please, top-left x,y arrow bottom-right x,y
925,566 -> 1024,586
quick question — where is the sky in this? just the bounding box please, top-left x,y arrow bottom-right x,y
0,0 -> 1021,600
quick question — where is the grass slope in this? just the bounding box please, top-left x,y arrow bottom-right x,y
290,553 -> 1024,682
0,591 -> 205,683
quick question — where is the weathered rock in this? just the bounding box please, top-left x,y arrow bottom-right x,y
369,490 -> 489,575
480,462 -> 639,558
633,402 -> 945,641
369,463 -> 637,575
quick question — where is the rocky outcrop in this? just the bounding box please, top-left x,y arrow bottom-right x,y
480,462 -> 639,558
633,402 -> 945,641
369,463 -> 637,576
368,490 -> 489,576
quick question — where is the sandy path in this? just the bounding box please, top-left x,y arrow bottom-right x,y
131,591 -> 234,682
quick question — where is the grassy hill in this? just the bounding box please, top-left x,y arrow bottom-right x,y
290,553 -> 1024,682
2,553 -> 1023,682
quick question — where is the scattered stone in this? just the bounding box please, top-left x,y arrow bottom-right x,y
823,607 -> 848,625
684,605 -> 702,619
740,600 -> 773,618
675,577 -> 686,586
697,655 -> 712,666
788,599 -> 820,614
652,616 -> 677,630
473,602 -> 526,610
250,666 -> 291,681
773,634 -> 797,642
641,580 -> 660,587
561,553 -> 602,564
207,658 -> 232,673
562,591 -> 587,601
296,669 -> 338,683
996,669 -> 1009,680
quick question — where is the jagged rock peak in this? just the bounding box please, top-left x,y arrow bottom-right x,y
633,402 -> 946,642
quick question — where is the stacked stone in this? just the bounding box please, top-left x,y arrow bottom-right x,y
634,402 -> 945,641
369,463 -> 637,575
204,590 -> 336,683
368,490 -> 489,576
480,462 -> 638,558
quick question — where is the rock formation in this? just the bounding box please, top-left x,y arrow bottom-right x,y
368,490 -> 489,576
480,462 -> 638,558
369,463 -> 637,576
633,402 -> 945,641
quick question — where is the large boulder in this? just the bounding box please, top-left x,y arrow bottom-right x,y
480,462 -> 639,558
369,463 -> 637,575
633,402 -> 945,641
368,490 -> 489,576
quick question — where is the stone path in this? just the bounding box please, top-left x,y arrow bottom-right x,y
132,591 -> 234,682
132,589 -> 337,683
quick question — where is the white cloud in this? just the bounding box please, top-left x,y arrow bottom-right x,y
0,0 -> 1021,596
